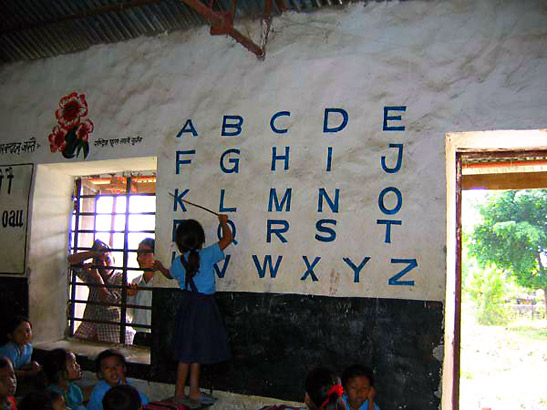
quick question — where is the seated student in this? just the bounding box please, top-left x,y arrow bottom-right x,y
262,367 -> 346,410
87,349 -> 148,410
305,367 -> 346,410
19,390 -> 67,410
0,317 -> 40,383
341,365 -> 379,410
42,348 -> 85,410
68,240 -> 135,344
0,356 -> 17,410
102,385 -> 142,410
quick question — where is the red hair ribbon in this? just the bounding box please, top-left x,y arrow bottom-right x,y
320,383 -> 344,408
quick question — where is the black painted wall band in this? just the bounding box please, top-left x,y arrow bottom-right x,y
152,290 -> 443,409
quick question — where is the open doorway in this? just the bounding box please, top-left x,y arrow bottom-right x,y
459,153 -> 547,409
444,129 -> 547,410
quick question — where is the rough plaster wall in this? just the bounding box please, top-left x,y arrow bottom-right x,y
0,1 -> 545,302
27,165 -> 73,343
0,2 -> 544,402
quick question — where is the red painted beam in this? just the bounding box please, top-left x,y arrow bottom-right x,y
180,0 -> 265,58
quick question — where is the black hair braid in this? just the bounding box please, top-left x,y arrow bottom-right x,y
175,219 -> 205,289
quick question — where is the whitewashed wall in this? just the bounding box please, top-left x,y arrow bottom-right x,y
0,0 -> 546,305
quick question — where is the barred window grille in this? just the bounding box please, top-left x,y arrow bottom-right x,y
67,173 -> 156,345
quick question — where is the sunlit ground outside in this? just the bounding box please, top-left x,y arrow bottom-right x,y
460,301 -> 547,409
460,190 -> 547,409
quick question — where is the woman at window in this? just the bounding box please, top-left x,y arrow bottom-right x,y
67,240 -> 135,344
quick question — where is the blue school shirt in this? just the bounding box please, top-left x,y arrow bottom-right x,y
47,382 -> 85,410
170,243 -> 225,295
87,379 -> 149,410
0,341 -> 32,369
342,394 -> 380,410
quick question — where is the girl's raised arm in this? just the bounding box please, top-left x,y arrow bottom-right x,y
218,214 -> 234,251
154,259 -> 172,279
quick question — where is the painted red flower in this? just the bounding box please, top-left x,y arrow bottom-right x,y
76,119 -> 94,142
48,125 -> 67,152
55,92 -> 88,129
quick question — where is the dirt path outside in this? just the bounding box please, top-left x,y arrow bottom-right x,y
460,302 -> 547,410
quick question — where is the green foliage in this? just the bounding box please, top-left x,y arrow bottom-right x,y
466,267 -> 511,325
508,326 -> 547,340
469,190 -> 547,293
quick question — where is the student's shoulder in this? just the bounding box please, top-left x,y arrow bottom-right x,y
90,379 -> 111,394
0,341 -> 17,355
46,384 -> 63,394
126,379 -> 149,404
203,242 -> 224,258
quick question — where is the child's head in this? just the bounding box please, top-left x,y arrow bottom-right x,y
175,220 -> 205,253
341,365 -> 374,409
6,316 -> 32,347
96,349 -> 127,387
304,367 -> 345,410
19,390 -> 67,410
91,239 -> 114,271
136,238 -> 155,270
43,348 -> 82,385
0,356 -> 16,400
102,384 -> 142,410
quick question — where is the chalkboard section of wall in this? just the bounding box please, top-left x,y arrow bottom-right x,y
152,290 -> 443,409
0,277 -> 29,343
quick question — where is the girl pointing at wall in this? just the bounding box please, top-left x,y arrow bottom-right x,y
167,214 -> 234,406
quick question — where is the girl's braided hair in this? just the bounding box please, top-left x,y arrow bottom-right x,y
174,220 -> 205,289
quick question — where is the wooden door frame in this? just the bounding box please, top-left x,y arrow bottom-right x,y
444,129 -> 547,410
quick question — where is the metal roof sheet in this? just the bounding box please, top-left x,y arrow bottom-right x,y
0,0 -> 360,63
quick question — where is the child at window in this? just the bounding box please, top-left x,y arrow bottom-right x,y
102,385 -> 142,410
42,348 -> 85,410
127,238 -> 169,347
67,240 -> 135,344
341,365 -> 379,410
0,356 -> 17,410
87,349 -> 148,410
167,215 -> 233,406
0,316 -> 40,383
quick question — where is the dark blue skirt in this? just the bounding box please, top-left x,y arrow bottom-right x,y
173,291 -> 231,364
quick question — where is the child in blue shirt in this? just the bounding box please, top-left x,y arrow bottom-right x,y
19,390 -> 67,410
87,349 -> 148,410
264,367 -> 346,410
0,356 -> 17,410
0,316 -> 40,383
341,365 -> 380,410
42,348 -> 85,410
166,215 -> 233,405
102,384 -> 142,410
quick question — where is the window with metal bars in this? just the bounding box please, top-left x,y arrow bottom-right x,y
67,173 -> 156,345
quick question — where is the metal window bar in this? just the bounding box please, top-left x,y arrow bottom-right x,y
68,175 -> 156,345
119,176 -> 131,344
68,178 -> 82,337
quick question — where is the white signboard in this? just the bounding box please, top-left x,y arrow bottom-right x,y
0,163 -> 33,274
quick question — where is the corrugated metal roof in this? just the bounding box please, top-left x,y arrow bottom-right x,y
0,0 -> 356,64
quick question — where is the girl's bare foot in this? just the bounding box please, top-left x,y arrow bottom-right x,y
172,395 -> 187,403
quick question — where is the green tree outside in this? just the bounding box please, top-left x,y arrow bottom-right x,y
468,190 -> 547,317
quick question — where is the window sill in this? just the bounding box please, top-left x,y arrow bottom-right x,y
34,338 -> 150,366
